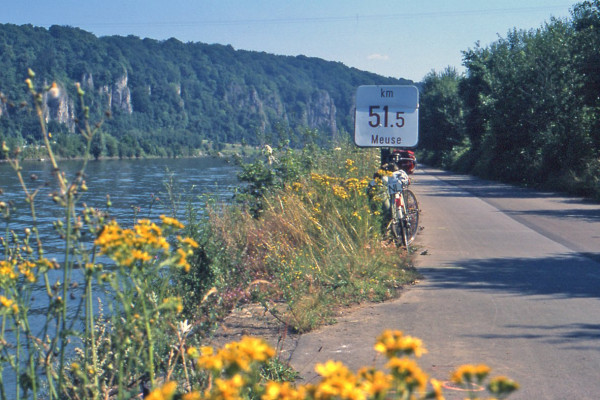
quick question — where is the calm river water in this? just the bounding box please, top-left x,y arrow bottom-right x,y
0,157 -> 239,257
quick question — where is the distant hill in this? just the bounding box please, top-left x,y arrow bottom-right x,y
0,23 -> 412,158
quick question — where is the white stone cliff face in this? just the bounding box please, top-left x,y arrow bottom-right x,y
100,73 -> 133,114
38,73 -> 133,132
43,82 -> 76,132
225,83 -> 337,135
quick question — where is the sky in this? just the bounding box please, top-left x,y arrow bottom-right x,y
2,1 -> 576,82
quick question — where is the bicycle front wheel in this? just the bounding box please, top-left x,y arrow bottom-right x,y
403,189 -> 419,245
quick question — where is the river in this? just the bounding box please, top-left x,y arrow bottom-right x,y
0,156 -> 240,397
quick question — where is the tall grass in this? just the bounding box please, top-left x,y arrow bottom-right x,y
180,142 -> 419,333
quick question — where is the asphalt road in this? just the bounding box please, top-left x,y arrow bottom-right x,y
289,166 -> 600,399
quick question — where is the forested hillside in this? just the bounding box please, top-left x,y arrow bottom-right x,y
0,23 -> 410,159
418,0 -> 600,198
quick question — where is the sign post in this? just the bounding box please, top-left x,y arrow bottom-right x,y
354,85 -> 419,148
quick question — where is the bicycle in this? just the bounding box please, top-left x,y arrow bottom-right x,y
383,169 -> 419,252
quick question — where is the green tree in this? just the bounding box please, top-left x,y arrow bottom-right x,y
419,67 -> 465,166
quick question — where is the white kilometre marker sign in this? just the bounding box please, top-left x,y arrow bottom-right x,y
354,85 -> 419,148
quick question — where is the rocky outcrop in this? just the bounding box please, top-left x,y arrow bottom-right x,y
99,73 -> 133,114
305,90 -> 337,135
37,73 -> 133,132
43,82 -> 75,131
224,83 -> 337,134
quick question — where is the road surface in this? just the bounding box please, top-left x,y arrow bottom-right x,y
289,166 -> 600,399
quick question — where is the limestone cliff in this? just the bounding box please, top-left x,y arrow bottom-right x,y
224,83 -> 338,135
100,73 -> 133,114
43,82 -> 75,131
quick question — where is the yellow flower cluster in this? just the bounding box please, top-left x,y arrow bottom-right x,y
386,357 -> 428,393
0,295 -> 18,314
374,330 -> 428,358
95,219 -> 168,267
0,257 -> 56,286
311,173 -> 337,187
331,185 -> 350,200
145,381 -> 178,400
345,158 -> 358,173
95,216 -> 197,271
0,260 -> 18,284
161,215 -> 185,229
451,364 -> 491,384
192,336 -> 276,373
310,173 -> 370,202
154,332 -> 516,400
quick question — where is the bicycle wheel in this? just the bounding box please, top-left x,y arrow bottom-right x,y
403,189 -> 419,245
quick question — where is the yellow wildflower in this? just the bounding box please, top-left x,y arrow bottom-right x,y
429,378 -> 445,400
262,381 -> 306,400
487,376 -> 519,396
375,330 -> 427,358
212,374 -> 244,400
358,367 -> 392,398
386,357 -> 428,392
182,392 -> 202,400
0,260 -> 18,282
0,295 -> 18,314
178,236 -> 199,248
145,381 -> 177,400
332,185 -> 349,200
451,364 -> 491,384
160,215 -> 185,229
197,346 -> 224,371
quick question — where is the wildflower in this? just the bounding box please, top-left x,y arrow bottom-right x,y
429,378 -> 445,400
332,185 -> 349,200
187,346 -> 199,359
48,82 -> 60,98
160,215 -> 185,230
315,360 -> 352,380
0,260 -> 18,283
18,260 -> 37,283
262,381 -> 306,400
375,330 -> 427,358
357,367 -> 392,398
178,236 -> 199,248
211,374 -> 245,400
292,182 -> 303,192
0,295 -> 18,314
451,364 -> 491,385
182,392 -> 202,400
487,376 -> 519,396
176,248 -> 191,272
197,346 -> 224,371
145,381 -> 177,400
386,357 -> 428,392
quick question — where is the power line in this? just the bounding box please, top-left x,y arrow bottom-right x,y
74,5 -> 572,29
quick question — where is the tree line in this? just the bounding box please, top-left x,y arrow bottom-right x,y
418,1 -> 600,197
0,23 -> 409,160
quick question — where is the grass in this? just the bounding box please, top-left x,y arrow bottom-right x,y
183,141 -> 420,333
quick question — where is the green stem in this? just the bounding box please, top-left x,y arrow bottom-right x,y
140,292 -> 155,387
15,318 -> 20,400
85,267 -> 99,400
57,197 -> 74,394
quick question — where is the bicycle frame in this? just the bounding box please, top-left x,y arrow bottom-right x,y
384,170 -> 417,252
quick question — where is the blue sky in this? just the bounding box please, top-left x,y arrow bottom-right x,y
3,1 -> 575,82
